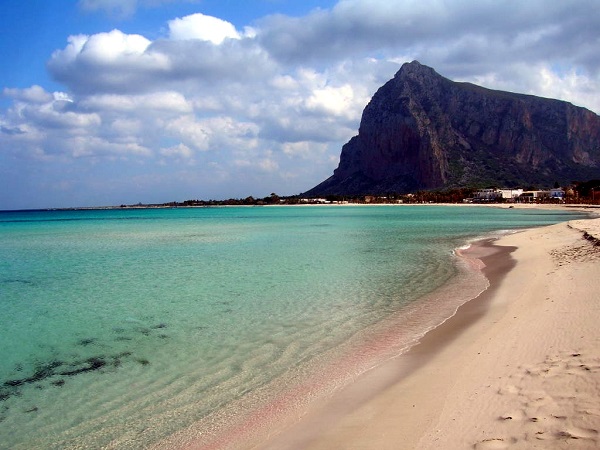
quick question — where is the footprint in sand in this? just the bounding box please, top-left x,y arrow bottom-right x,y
534,430 -> 553,441
498,384 -> 519,395
564,426 -> 599,440
498,409 -> 526,421
579,408 -> 600,417
473,438 -> 512,449
523,392 -> 554,409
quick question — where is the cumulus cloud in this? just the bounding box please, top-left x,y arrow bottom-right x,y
256,0 -> 600,73
2,0 -> 600,208
80,91 -> 192,113
4,85 -> 54,103
46,25 -> 277,96
47,30 -> 170,95
305,84 -> 356,118
168,13 -> 241,44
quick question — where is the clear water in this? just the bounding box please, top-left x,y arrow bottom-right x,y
0,206 -> 588,449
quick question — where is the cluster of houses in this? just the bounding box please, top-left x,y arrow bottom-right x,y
294,186 -> 577,205
467,188 -> 566,203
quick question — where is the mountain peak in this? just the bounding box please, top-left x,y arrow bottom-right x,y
396,60 -> 438,78
304,63 -> 600,196
399,59 -> 424,71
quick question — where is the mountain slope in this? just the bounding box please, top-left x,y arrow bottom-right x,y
305,61 -> 600,196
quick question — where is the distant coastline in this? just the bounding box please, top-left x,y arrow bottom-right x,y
3,200 -> 600,214
4,184 -> 600,213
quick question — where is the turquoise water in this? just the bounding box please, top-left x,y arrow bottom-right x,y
0,206 -> 588,449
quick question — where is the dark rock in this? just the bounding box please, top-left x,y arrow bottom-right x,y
305,61 -> 600,196
4,360 -> 64,387
59,357 -> 106,376
4,379 -> 24,388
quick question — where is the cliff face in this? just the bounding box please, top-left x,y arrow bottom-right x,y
305,61 -> 600,196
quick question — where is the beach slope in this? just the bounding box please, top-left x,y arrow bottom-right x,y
259,218 -> 600,450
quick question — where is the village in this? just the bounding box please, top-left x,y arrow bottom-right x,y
138,181 -> 600,209
467,187 -> 567,203
293,182 -> 600,206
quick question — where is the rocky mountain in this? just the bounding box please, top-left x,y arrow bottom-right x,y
304,61 -> 600,196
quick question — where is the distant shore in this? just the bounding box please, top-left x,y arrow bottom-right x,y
3,201 -> 599,214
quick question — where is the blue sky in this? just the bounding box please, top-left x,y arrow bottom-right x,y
1,0 -> 599,209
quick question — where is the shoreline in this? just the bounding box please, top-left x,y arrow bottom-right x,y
2,206 -> 597,448
147,208 -> 600,450
252,235 -> 517,450
3,202 -> 598,214
158,225 -> 494,450
250,216 -> 600,449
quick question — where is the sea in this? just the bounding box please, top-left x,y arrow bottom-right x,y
0,205 -> 589,449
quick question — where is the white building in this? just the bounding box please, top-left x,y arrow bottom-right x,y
473,188 -> 523,202
473,189 -> 501,201
550,188 -> 565,199
497,188 -> 523,200
517,190 -> 551,202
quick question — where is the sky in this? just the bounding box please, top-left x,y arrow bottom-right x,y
1,0 -> 599,209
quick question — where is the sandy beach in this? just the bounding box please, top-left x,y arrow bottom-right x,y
252,211 -> 600,450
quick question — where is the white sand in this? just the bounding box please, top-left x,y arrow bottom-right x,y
417,218 -> 600,449
253,216 -> 600,450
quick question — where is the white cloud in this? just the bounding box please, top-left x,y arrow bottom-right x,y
537,66 -> 600,112
78,30 -> 151,63
53,92 -> 74,102
305,84 -> 356,118
164,115 -> 211,151
258,158 -> 279,172
4,85 -> 53,103
48,30 -> 170,94
66,136 -> 152,158
4,87 -> 101,133
270,75 -> 300,91
80,91 -> 192,113
168,13 -> 241,44
49,34 -> 88,64
109,117 -> 143,136
282,141 -> 329,159
160,143 -> 194,159
25,103 -> 101,131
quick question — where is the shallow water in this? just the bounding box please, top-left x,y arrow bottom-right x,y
0,206 -> 588,449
